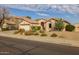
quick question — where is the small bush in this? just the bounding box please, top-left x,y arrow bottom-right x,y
40,33 -> 47,36
2,28 -> 8,31
24,31 -> 34,35
65,24 -> 75,31
31,26 -> 36,32
37,26 -> 41,30
33,32 -> 39,35
31,26 -> 41,32
51,33 -> 58,37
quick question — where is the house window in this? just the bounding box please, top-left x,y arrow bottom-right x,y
49,23 -> 52,28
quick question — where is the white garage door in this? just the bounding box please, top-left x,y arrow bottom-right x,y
24,25 -> 30,31
20,25 -> 30,31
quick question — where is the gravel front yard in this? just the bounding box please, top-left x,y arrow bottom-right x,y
0,31 -> 79,47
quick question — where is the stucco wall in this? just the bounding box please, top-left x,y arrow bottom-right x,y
45,20 -> 55,32
74,24 -> 79,32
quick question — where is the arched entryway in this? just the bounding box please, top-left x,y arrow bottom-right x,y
41,22 -> 45,30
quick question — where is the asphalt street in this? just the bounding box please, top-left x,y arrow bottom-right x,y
0,36 -> 79,55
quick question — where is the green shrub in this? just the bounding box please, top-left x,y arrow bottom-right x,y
31,26 -> 41,32
36,26 -> 41,30
40,33 -> 47,36
51,33 -> 58,37
31,26 -> 36,32
65,24 -> 75,31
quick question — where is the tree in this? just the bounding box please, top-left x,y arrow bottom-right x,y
35,19 -> 40,21
55,18 -> 64,31
25,16 -> 31,19
65,24 -> 75,31
0,7 -> 10,30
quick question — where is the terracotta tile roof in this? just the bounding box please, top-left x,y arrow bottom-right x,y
43,18 -> 57,23
22,17 -> 39,24
6,20 -> 16,24
49,18 -> 70,24
63,20 -> 70,24
20,20 -> 30,25
9,16 -> 71,25
13,16 -> 22,19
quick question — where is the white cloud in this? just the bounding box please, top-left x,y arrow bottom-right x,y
36,13 -> 50,16
1,4 -> 79,16
0,4 -> 48,12
50,4 -> 79,15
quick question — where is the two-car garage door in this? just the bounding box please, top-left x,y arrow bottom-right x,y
19,24 -> 30,31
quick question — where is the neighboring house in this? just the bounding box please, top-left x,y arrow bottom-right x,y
74,24 -> 79,32
3,19 -> 16,30
11,16 -> 23,29
3,16 -> 23,30
7,21 -> 16,30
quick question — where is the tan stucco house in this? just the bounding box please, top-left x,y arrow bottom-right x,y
19,17 -> 70,32
19,18 -> 57,32
2,16 -> 70,32
2,16 -> 23,30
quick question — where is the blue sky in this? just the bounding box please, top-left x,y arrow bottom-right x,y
0,4 -> 79,24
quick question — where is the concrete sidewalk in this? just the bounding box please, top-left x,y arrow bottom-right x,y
0,31 -> 79,47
